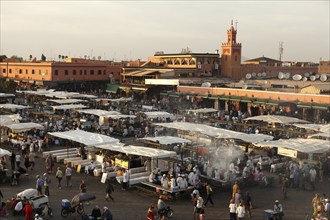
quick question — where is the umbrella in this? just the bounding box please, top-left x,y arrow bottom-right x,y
71,193 -> 96,207
0,148 -> 11,157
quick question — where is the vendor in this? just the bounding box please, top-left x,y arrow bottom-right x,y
149,171 -> 157,184
88,160 -> 96,176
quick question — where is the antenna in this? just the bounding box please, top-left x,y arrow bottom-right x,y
279,42 -> 284,61
231,19 -> 233,26
235,20 -> 238,30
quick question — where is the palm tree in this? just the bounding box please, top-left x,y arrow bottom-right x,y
58,55 -> 61,61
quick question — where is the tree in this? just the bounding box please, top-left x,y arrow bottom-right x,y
61,55 -> 65,60
0,55 -> 7,62
58,55 -> 61,61
10,55 -> 23,62
29,54 -> 33,60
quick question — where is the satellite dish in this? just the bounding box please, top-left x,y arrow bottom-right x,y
257,73 -> 262,77
246,73 -> 251,79
304,72 -> 310,77
315,74 -> 320,79
239,80 -> 245,84
310,75 -> 316,81
320,74 -> 327,82
252,72 -> 256,77
278,72 -> 284,79
262,72 -> 267,77
303,77 -> 308,82
285,73 -> 290,79
292,74 -> 302,81
201,82 -> 211,87
242,84 -> 248,89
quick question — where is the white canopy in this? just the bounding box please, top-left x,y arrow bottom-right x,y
0,114 -> 22,126
106,114 -> 136,120
143,111 -> 175,119
48,130 -> 120,147
244,115 -> 309,124
52,104 -> 87,110
310,133 -> 330,138
17,89 -> 97,99
0,104 -> 30,110
97,144 -> 177,159
46,99 -> 87,104
293,123 -> 330,133
77,109 -> 121,117
188,108 -> 218,114
0,93 -> 15,98
153,122 -> 273,144
255,138 -> 330,154
140,136 -> 191,145
5,122 -> 44,132
0,148 -> 12,157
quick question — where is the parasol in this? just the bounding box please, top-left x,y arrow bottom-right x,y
71,193 -> 96,207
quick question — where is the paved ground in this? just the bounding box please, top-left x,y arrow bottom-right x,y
0,144 -> 328,220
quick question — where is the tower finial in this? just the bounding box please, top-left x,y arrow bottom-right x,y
231,19 -> 233,26
235,20 -> 238,30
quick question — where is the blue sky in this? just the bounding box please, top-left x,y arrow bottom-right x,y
1,1 -> 329,62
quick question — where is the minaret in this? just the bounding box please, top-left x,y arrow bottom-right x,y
221,20 -> 242,79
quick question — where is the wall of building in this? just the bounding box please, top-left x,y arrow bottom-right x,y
177,86 -> 330,105
318,61 -> 330,74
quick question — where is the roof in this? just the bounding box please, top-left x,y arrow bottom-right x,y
140,136 -> 191,145
46,99 -> 87,104
300,84 -> 330,94
243,115 -> 310,124
153,122 -> 273,144
122,70 -> 158,77
0,104 -> 30,109
153,53 -> 219,57
256,138 -> 330,154
77,109 -> 121,117
244,56 -> 281,63
48,130 -> 120,147
52,104 -> 87,110
5,122 -> 44,132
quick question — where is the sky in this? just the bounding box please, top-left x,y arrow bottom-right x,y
0,1 -> 329,63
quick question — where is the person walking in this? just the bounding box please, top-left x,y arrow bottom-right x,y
105,179 -> 114,201
195,194 -> 204,220
310,166 -> 317,190
10,151 -> 16,170
65,164 -> 72,188
232,181 -> 239,199
43,173 -> 51,196
79,180 -> 87,193
15,153 -> 21,169
199,208 -> 205,220
45,155 -> 52,174
147,205 -> 156,220
229,199 -> 237,220
243,191 -> 253,219
36,175 -> 43,195
102,206 -> 113,220
55,167 -> 63,189
204,181 -> 214,206
29,151 -> 35,170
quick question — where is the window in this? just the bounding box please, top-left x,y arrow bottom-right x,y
103,70 -> 106,75
26,69 -> 28,74
39,70 -> 41,75
32,69 -> 35,74
19,69 -> 22,74
2,69 -> 6,73
54,70 -> 58,75
90,70 -> 94,75
73,70 -> 77,75
235,56 -> 237,62
84,70 -> 87,75
80,70 -> 83,75
98,70 -> 102,75
9,69 -> 12,73
65,70 -> 68,75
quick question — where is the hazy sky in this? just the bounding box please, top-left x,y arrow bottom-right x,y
1,1 -> 329,62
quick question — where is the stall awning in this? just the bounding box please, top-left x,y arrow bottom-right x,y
140,136 -> 191,145
218,96 -> 229,100
106,84 -> 120,93
5,122 -> 44,133
48,130 -> 120,147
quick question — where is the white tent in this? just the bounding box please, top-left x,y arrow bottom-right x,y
0,93 -> 15,98
52,104 -> 87,110
143,111 -> 175,119
153,122 -> 273,144
97,144 -> 177,159
293,123 -> 330,132
0,114 -> 22,126
140,136 -> 191,145
243,115 -> 309,124
5,123 -> 44,132
77,109 -> 121,117
105,115 -> 136,120
0,104 -> 30,110
48,130 -> 120,147
46,99 -> 87,104
255,138 -> 330,154
188,108 -> 218,114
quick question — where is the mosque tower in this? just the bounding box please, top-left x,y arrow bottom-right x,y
221,20 -> 242,80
